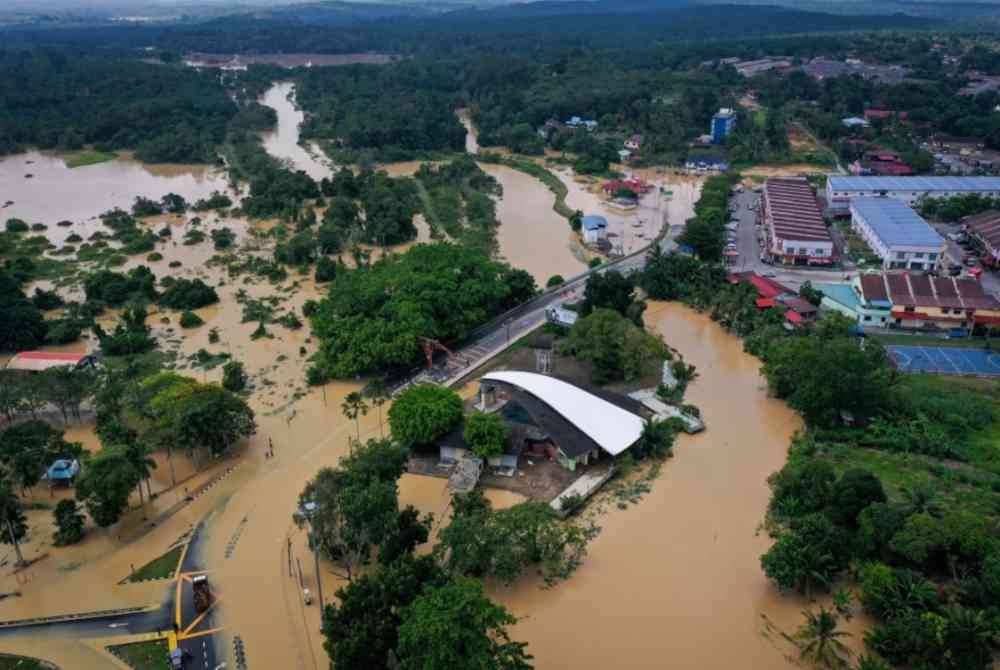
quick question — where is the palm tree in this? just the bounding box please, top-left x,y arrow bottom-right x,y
125,442 -> 157,519
901,481 -> 942,517
0,479 -> 27,567
787,608 -> 852,670
341,392 -> 369,442
363,380 -> 390,438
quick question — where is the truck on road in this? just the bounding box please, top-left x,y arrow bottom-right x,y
192,575 -> 212,613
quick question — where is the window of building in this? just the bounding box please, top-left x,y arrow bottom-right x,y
928,253 -> 937,261
941,307 -> 950,314
863,316 -> 872,322
914,252 -> 924,259
905,306 -> 915,313
896,251 -> 907,259
814,249 -> 825,256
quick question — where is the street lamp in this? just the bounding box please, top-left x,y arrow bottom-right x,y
298,501 -> 324,610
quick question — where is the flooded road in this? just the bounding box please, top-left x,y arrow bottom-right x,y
497,301 -> 806,670
259,82 -> 335,182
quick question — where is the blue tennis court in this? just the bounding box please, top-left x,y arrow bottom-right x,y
886,345 -> 1000,376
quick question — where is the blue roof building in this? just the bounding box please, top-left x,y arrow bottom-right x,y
581,215 -> 608,244
849,197 -> 945,271
46,459 -> 80,485
826,175 -> 1000,210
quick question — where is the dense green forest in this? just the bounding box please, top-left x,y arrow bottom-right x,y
297,61 -> 466,162
0,50 -> 237,162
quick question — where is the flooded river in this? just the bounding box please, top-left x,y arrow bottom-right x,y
259,82 -> 335,182
497,302 -> 807,670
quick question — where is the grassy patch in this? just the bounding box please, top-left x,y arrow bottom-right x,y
64,151 -> 117,169
0,654 -> 52,670
107,640 -> 171,670
127,544 -> 183,582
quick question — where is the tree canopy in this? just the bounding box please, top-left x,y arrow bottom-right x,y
308,243 -> 537,379
388,384 -> 463,449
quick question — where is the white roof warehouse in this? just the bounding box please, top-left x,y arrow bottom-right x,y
850,198 -> 945,271
826,176 -> 1000,211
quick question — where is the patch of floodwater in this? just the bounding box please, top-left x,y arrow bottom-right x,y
0,150 -> 234,240
259,82 -> 335,182
494,301 -> 816,670
482,163 -> 586,283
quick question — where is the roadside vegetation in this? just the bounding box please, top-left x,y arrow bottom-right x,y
127,543 -> 183,582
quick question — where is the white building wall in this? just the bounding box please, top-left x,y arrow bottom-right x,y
850,207 -> 944,271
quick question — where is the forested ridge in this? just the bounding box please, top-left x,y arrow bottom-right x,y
0,50 -> 238,162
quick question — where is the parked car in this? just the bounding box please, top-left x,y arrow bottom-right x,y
948,265 -> 963,276
761,270 -> 778,278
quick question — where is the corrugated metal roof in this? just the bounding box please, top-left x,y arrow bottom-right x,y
5,351 -> 86,373
851,198 -> 943,249
764,178 -> 831,244
482,371 -> 643,456
829,176 -> 1000,192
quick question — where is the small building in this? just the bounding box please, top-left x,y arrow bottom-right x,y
728,271 -> 818,326
761,178 -> 835,265
566,116 -> 598,131
5,351 -> 96,373
962,210 -> 1000,266
683,156 -> 730,173
864,109 -> 908,122
45,459 -> 80,487
624,134 -> 643,151
813,277 -> 892,328
711,108 -> 737,144
601,177 -> 652,197
545,306 -> 579,328
581,215 -> 608,244
842,117 -> 871,129
618,149 -> 632,163
849,198 -> 945,271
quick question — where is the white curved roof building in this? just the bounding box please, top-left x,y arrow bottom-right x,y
481,371 -> 643,456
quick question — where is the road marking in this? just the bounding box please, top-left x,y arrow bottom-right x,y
181,594 -> 223,637
180,626 -> 224,641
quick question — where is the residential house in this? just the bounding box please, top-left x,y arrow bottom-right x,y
581,215 -> 608,244
813,276 -> 892,328
842,117 -> 871,129
728,271 -> 819,326
624,134 -> 643,152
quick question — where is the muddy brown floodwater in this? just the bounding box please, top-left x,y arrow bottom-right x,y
0,150 -> 234,241
259,82 -> 336,182
497,301 -> 810,670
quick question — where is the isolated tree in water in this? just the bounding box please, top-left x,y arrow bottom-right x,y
53,499 -> 86,546
341,391 -> 369,443
363,380 -> 390,438
0,479 -> 28,566
785,608 -> 852,670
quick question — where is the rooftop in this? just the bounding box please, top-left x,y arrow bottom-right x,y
963,210 -> 1000,249
813,282 -> 861,311
828,176 -> 1000,192
877,272 -> 1000,311
850,198 -> 944,249
481,371 -> 644,457
5,351 -> 89,373
764,178 -> 832,244
581,215 -> 608,231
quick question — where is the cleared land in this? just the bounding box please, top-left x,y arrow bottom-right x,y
64,151 -> 117,169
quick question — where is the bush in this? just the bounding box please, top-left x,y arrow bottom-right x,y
315,256 -> 338,283
53,499 -> 85,546
159,279 -> 219,310
5,218 -> 28,233
222,360 -> 247,392
147,252 -> 164,262
179,311 -> 204,328
546,274 -> 565,288
32,288 -> 64,311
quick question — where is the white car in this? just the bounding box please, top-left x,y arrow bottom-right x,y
761,271 -> 778,278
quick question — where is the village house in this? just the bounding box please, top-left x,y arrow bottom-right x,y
581,215 -> 608,244
4,351 -> 97,373
624,134 -> 643,152
761,177 -> 835,266
849,198 -> 944,271
864,109 -> 909,122
728,271 -> 819,326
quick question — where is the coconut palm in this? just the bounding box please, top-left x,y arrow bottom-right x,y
341,392 -> 369,442
788,608 -> 852,670
900,481 -> 942,517
125,441 -> 157,518
363,380 -> 390,438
